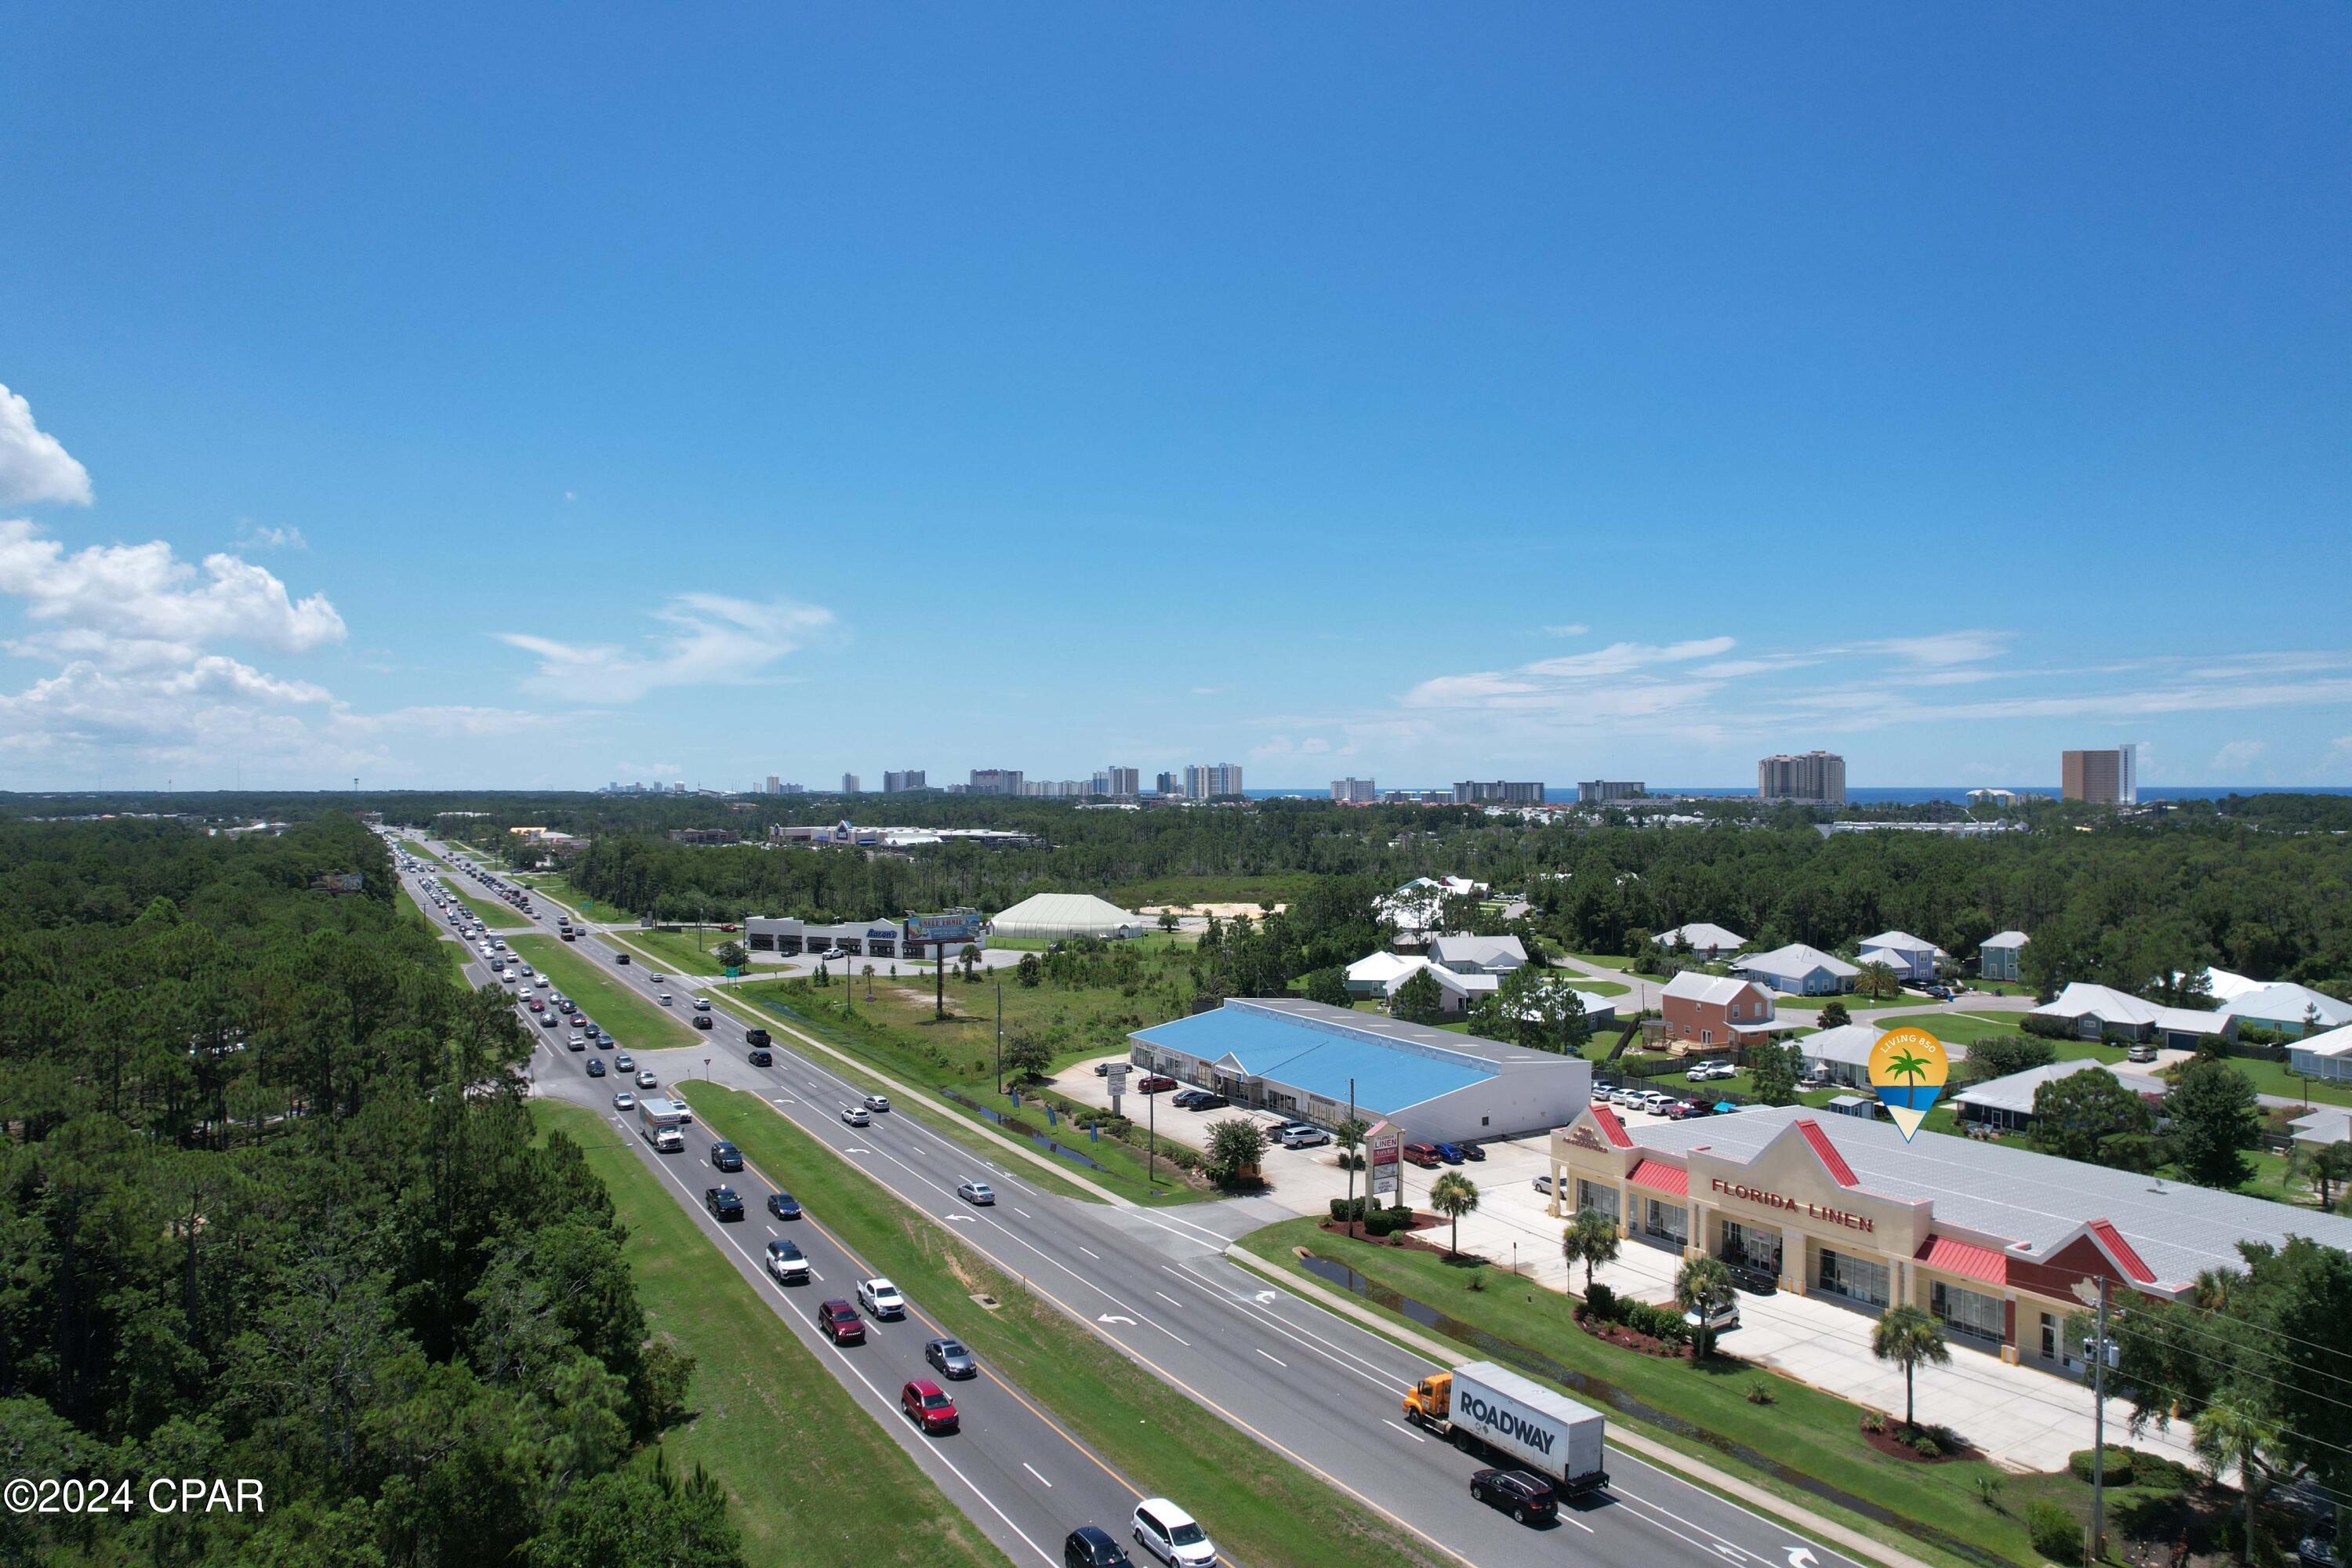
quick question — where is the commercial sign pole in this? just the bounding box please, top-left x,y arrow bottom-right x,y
2071,1276 -> 2111,1562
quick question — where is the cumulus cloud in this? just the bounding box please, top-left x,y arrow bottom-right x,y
234,521 -> 307,550
2212,739 -> 2267,774
0,520 -> 346,669
499,592 -> 833,702
0,384 -> 92,507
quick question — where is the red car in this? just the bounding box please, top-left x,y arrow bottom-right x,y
1137,1075 -> 1178,1094
1401,1142 -> 1443,1169
900,1378 -> 960,1433
817,1299 -> 865,1345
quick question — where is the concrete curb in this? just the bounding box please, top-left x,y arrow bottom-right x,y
1221,1245 -> 1942,1568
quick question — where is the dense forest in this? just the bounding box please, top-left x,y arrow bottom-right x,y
0,816 -> 738,1568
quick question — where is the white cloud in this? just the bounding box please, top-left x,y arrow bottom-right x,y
1542,623 -> 1590,637
1399,637 -> 1736,712
499,593 -> 833,702
0,520 -> 346,669
2212,739 -> 2267,774
234,521 -> 307,550
0,384 -> 92,507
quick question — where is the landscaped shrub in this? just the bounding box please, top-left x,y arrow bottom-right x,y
1860,1410 -> 1886,1434
1910,1434 -> 1941,1458
1363,1209 -> 1396,1238
1583,1283 -> 1617,1322
2067,1447 -> 2136,1488
2026,1501 -> 2081,1562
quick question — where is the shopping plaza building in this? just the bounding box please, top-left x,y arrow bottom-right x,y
1549,1102 -> 2352,1381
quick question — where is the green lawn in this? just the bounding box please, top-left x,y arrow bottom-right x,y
1874,1011 -> 2042,1048
1238,1218 -> 2038,1568
530,1101 -> 1015,1568
2205,1052 -> 2352,1109
510,935 -> 700,1047
713,982 -> 1205,1207
612,925 -> 737,975
1566,976 -> 1632,998
1567,952 -> 1638,971
677,1084 -> 1452,1568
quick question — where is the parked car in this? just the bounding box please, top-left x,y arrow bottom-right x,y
710,1141 -> 743,1172
926,1336 -> 977,1379
1531,1174 -> 1555,1195
1401,1142 -> 1443,1169
858,1277 -> 906,1319
1186,1093 -> 1229,1111
1170,1088 -> 1210,1109
1065,1526 -> 1134,1568
956,1180 -> 996,1206
816,1298 -> 864,1345
1137,1076 -> 1178,1094
703,1186 -> 744,1221
1093,1062 -> 1117,1077
1275,1123 -> 1330,1149
1468,1467 -> 1558,1526
1433,1142 -> 1467,1164
1685,1298 -> 1740,1334
1130,1499 -> 1214,1568
764,1239 -> 810,1284
1459,1142 -> 1485,1162
2126,1044 -> 2158,1063
767,1190 -> 802,1220
901,1378 -> 960,1434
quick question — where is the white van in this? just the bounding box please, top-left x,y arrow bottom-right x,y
1131,1499 -> 1214,1566
659,993 -> 674,1007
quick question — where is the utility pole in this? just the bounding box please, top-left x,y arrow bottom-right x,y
995,982 -> 1004,1093
2073,1276 -> 2111,1562
1147,1084 -> 1157,1195
1345,1077 -> 1358,1240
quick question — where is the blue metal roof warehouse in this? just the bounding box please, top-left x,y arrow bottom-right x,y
1129,998 -> 1591,1145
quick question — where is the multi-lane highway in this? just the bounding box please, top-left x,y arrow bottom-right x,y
395,833 -> 1875,1568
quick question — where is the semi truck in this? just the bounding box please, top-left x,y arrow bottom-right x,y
637,1097 -> 687,1153
1401,1361 -> 1608,1494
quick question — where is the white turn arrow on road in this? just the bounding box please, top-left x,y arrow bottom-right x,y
943,1214 -> 975,1223
1097,1314 -> 1137,1326
1786,1549 -> 1819,1568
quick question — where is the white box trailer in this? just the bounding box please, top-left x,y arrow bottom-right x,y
1401,1360 -> 1608,1494
637,1097 -> 686,1152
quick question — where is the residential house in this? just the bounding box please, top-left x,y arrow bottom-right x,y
1374,876 -> 1489,950
1428,935 -> 1529,976
1854,931 -> 1947,983
1657,922 -> 1747,960
2287,1024 -> 2352,1083
1660,971 -> 1777,1048
1951,1058 -> 2165,1134
2288,1106 -> 2352,1149
2216,982 -> 2352,1040
1977,931 -> 2029,983
1796,1023 -> 1887,1087
1344,951 -> 1426,999
1731,942 -> 1860,996
2027,982 -> 2235,1051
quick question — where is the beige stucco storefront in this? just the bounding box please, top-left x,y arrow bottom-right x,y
1548,1108 -> 2146,1374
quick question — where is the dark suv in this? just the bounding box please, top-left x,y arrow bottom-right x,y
817,1299 -> 865,1345
1062,1526 -> 1134,1567
710,1141 -> 744,1172
1469,1468 -> 1557,1526
703,1186 -> 745,1221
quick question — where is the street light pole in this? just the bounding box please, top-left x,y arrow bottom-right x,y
2073,1276 -> 2111,1562
995,982 -> 1004,1093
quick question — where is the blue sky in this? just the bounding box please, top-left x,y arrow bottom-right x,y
2,5 -> 2347,792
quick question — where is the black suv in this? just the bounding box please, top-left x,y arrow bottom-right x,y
748,1047 -> 772,1066
1062,1526 -> 1133,1567
703,1186 -> 745,1221
692,1014 -> 713,1030
1469,1468 -> 1557,1526
710,1141 -> 743,1172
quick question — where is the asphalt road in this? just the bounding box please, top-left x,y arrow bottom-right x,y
397,834 -> 1873,1568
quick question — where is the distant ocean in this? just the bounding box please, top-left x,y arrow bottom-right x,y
1243,786 -> 2352,804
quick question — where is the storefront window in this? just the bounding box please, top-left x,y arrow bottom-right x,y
1576,1180 -> 1620,1223
1642,1197 -> 1688,1247
1722,1219 -> 1783,1273
1816,1247 -> 1890,1308
1929,1279 -> 2005,1342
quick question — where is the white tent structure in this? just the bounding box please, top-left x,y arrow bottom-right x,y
987,892 -> 1148,941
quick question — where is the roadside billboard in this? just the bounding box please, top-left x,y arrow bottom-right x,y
903,909 -> 984,946
1367,1120 -> 1403,1200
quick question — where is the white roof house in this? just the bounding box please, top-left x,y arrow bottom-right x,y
2217,982 -> 2352,1037
1345,951 -> 1428,997
1422,964 -> 1502,1014
986,893 -> 1146,941
1429,935 -> 1530,975
1796,1022 -> 1887,1085
2290,1107 -> 2352,1148
1658,922 -> 1747,958
2197,966 -> 2267,1002
1375,877 -> 1490,945
1980,931 -> 2029,953
2288,1023 -> 2352,1082
1855,930 -> 1948,981
1732,943 -> 1860,996
1951,1058 -> 2164,1127
2029,982 -> 2231,1046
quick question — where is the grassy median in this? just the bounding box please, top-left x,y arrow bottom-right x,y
445,883 -> 532,929
530,1100 -> 1017,1568
675,1082 -> 1453,1568
510,935 -> 701,1047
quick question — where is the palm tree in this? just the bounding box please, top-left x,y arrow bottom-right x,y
2192,1395 -> 2279,1564
1563,1208 -> 1620,1294
862,962 -> 875,1000
2296,1141 -> 2352,1213
1428,1172 -> 1480,1259
1334,1116 -> 1371,1236
1871,1305 -> 1951,1432
1675,1255 -> 1737,1359
2192,1266 -> 2244,1313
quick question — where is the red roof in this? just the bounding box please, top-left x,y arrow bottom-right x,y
1590,1105 -> 1633,1149
2088,1219 -> 2157,1283
1628,1159 -> 1688,1197
1793,1118 -> 1860,1187
1915,1234 -> 2008,1287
